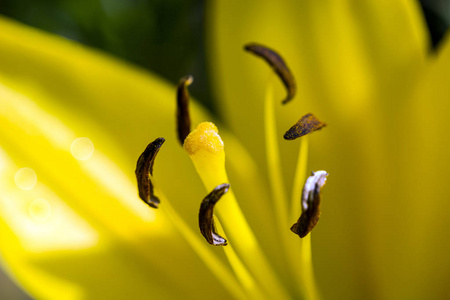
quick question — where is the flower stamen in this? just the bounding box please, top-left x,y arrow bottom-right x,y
244,42 -> 296,104
199,183 -> 229,246
291,171 -> 328,238
161,197 -> 248,300
176,75 -> 193,145
198,184 -> 268,299
284,113 -> 326,140
244,43 -> 329,300
135,137 -> 165,208
287,114 -> 326,220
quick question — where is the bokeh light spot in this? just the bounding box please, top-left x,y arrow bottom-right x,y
28,198 -> 52,222
71,137 -> 95,160
14,167 -> 37,190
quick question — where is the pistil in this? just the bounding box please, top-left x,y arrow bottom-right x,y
184,122 -> 290,300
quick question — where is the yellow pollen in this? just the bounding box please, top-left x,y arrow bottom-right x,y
183,122 -> 226,190
183,122 -> 224,156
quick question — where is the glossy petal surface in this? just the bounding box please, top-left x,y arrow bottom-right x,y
0,16 -> 257,300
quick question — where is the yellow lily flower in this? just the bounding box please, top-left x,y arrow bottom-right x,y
0,0 -> 449,299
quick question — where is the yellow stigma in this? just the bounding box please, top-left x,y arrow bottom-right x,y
183,122 -> 224,155
183,122 -> 226,190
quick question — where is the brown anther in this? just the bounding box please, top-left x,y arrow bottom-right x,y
284,113 -> 326,140
244,42 -> 296,104
199,183 -> 230,246
291,171 -> 328,238
177,75 -> 193,145
135,137 -> 165,208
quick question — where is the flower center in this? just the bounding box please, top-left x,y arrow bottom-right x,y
135,43 -> 330,300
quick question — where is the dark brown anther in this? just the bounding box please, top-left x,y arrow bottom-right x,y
244,42 -> 296,104
199,183 -> 230,246
177,75 -> 193,145
291,171 -> 328,238
135,137 -> 165,208
284,113 -> 326,140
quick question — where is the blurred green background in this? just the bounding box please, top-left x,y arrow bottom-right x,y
0,0 -> 448,299
0,0 -> 214,110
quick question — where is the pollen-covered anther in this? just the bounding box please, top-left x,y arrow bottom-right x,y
199,183 -> 230,246
284,113 -> 326,140
244,42 -> 296,104
183,122 -> 224,155
135,137 -> 165,208
291,170 -> 329,238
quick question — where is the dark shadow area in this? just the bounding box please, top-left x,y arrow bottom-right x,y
419,0 -> 450,49
0,267 -> 32,300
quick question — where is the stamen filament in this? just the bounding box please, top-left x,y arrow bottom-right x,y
264,78 -> 320,300
300,235 -> 320,300
264,78 -> 303,297
264,79 -> 289,230
161,197 -> 248,300
216,190 -> 289,299
290,137 -> 320,300
215,221 -> 268,300
290,135 -> 309,220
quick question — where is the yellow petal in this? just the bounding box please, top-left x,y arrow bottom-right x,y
0,16 -> 243,299
382,34 -> 450,299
